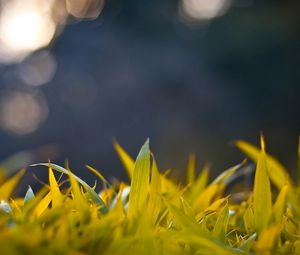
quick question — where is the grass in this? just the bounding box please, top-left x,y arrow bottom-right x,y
0,136 -> 299,254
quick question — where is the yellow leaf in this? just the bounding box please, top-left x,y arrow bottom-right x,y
196,197 -> 227,222
67,168 -> 88,215
186,154 -> 196,184
212,161 -> 245,185
205,197 -> 227,212
188,165 -> 209,203
114,142 -> 135,179
243,204 -> 255,233
193,183 -> 219,211
85,165 -> 109,185
0,168 -> 25,200
34,192 -> 52,217
253,136 -> 272,234
147,158 -> 162,226
128,139 -> 151,217
212,204 -> 229,241
273,184 -> 289,222
48,165 -> 63,208
236,140 -> 291,189
256,224 -> 281,253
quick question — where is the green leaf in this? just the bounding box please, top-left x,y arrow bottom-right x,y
31,163 -> 107,213
253,136 -> 272,234
147,158 -> 162,226
128,139 -> 151,217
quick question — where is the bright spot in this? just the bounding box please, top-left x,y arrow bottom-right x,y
66,0 -> 105,19
180,0 -> 232,21
0,92 -> 48,135
0,0 -> 56,63
19,51 -> 57,87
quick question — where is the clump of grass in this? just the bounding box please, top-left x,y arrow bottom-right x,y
0,136 -> 300,254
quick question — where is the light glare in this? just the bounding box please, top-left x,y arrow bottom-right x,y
0,0 -> 56,63
0,92 -> 48,135
180,0 -> 231,21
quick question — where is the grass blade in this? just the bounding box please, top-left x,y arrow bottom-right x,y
253,136 -> 272,234
114,142 -> 135,179
0,168 -> 25,200
236,140 -> 291,189
128,139 -> 151,217
31,163 -> 107,213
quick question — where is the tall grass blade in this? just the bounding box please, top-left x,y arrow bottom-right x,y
253,136 -> 272,235
0,168 -> 25,200
128,139 -> 150,217
236,140 -> 291,189
114,142 -> 135,179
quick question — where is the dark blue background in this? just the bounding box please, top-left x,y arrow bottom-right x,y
0,0 -> 299,185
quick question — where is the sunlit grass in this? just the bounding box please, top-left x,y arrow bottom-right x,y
0,136 -> 300,254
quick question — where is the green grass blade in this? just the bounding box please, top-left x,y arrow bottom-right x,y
31,163 -> 107,213
253,136 -> 272,235
128,139 -> 151,217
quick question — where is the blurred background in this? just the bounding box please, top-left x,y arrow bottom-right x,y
0,0 -> 299,186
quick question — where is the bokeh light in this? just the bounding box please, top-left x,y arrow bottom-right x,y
66,0 -> 105,19
0,0 -> 56,63
0,0 -> 105,63
18,51 -> 57,87
0,91 -> 48,135
180,0 -> 232,22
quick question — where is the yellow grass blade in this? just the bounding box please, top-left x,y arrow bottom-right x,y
67,168 -> 89,216
188,165 -> 209,203
205,197 -> 227,212
236,140 -> 291,189
253,136 -> 272,234
212,160 -> 246,185
255,224 -> 281,253
186,154 -> 196,184
147,158 -> 162,226
212,203 -> 229,241
32,163 -> 107,213
48,165 -> 63,208
273,184 -> 289,222
167,202 -> 243,255
33,192 -> 52,217
193,183 -> 219,211
85,165 -> 109,186
243,204 -> 255,233
128,139 -> 151,217
0,168 -> 25,200
114,142 -> 135,179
